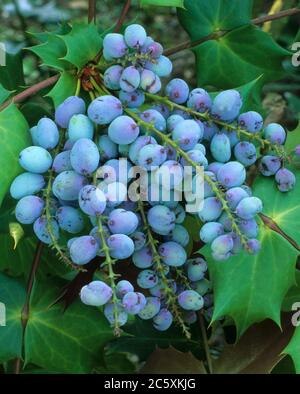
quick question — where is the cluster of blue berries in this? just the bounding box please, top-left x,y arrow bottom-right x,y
9,24 -> 295,335
103,24 -> 172,107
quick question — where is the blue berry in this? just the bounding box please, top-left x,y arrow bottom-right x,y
217,161 -> 246,188
52,151 -> 72,173
15,195 -> 44,224
198,197 -> 222,222
124,24 -> 147,48
104,65 -> 123,90
264,123 -> 286,145
78,185 -> 106,216
172,120 -> 202,151
153,308 -> 173,331
116,280 -> 134,298
122,291 -> 147,314
55,96 -> 86,128
165,78 -> 189,104
210,133 -> 231,163
178,290 -> 204,311
236,197 -> 263,220
56,206 -> 84,234
158,241 -> 187,267
200,222 -> 224,243
19,146 -> 52,174
33,216 -> 59,244
107,234 -> 135,259
108,115 -> 139,145
88,96 -> 123,125
137,269 -> 158,289
103,33 -> 127,59
259,155 -> 281,176
108,208 -> 138,235
68,114 -> 94,141
70,138 -> 100,175
10,172 -> 45,199
35,117 -> 59,150
53,171 -> 88,201
132,246 -> 153,268
138,297 -> 161,320
234,142 -> 257,167
119,90 -> 145,108
98,135 -> 118,161
187,88 -> 212,112
275,168 -> 296,192
69,235 -> 98,265
238,111 -> 263,133
80,281 -> 112,306
212,90 -> 242,121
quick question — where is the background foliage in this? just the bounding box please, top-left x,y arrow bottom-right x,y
0,0 -> 299,374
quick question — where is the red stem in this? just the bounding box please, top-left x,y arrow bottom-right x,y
114,0 -> 132,33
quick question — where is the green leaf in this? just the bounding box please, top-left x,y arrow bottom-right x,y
24,279 -> 114,373
0,84 -> 12,105
47,71 -> 77,108
141,0 -> 185,7
282,271 -> 300,312
213,315 -> 294,373
9,222 -> 24,249
0,52 -> 25,91
284,327 -> 300,373
0,105 -> 30,206
204,120 -> 300,336
0,273 -> 25,363
20,99 -> 53,127
178,1 -> 290,88
28,35 -> 71,71
60,23 -> 103,69
29,23 -> 72,44
178,0 -> 253,39
204,230 -> 298,337
110,319 -> 203,361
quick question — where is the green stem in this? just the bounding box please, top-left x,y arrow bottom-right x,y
144,92 -> 287,160
75,78 -> 81,96
198,311 -> 213,374
96,214 -> 121,336
44,134 -> 85,272
138,200 -> 191,339
94,79 -> 249,248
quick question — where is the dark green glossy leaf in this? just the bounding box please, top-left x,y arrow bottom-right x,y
24,279 -> 114,373
47,71 -> 77,108
0,273 -> 25,363
60,23 -> 103,69
141,0 -> 185,7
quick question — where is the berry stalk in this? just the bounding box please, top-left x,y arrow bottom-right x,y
96,214 -> 121,336
138,199 -> 191,339
125,108 -> 249,248
144,92 -> 287,160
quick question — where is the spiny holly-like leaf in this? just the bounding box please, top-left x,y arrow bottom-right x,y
47,71 -> 77,108
178,0 -> 252,38
213,314 -> 294,373
282,270 -> 300,312
27,35 -> 71,71
204,229 -> 298,337
0,273 -> 25,363
60,23 -> 103,69
284,326 -> 300,373
257,122 -> 300,246
0,84 -> 13,105
24,279 -> 114,373
140,0 -> 185,7
178,1 -> 290,88
29,23 -> 71,44
0,105 -> 30,207
140,346 -> 207,373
